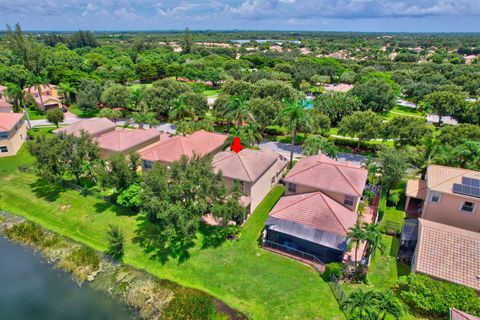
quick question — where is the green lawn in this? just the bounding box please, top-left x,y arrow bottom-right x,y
379,183 -> 407,234
202,89 -> 220,97
26,108 -> 47,120
384,106 -> 425,121
0,147 -> 344,320
68,104 -> 100,118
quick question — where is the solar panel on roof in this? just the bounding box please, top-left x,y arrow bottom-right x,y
453,179 -> 480,198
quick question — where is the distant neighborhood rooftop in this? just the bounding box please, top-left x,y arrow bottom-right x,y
0,113 -> 23,131
95,128 -> 159,152
139,130 -> 227,164
53,118 -> 116,137
213,149 -> 287,182
413,219 -> 480,291
323,83 -> 353,93
284,155 -> 367,197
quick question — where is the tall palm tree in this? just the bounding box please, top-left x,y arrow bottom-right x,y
410,136 -> 439,179
361,156 -> 378,184
29,75 -> 47,112
169,97 -> 195,121
58,82 -> 76,105
129,87 -> 144,111
363,222 -> 384,258
346,222 -> 365,265
243,122 -> 262,147
278,99 -> 314,167
303,134 -> 338,159
226,95 -> 254,129
5,83 -> 31,129
373,290 -> 403,320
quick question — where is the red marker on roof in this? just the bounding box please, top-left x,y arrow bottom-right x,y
230,136 -> 244,154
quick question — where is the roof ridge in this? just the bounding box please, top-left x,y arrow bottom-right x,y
318,192 -> 350,234
428,167 -> 469,189
334,164 -> 361,196
237,152 -> 254,181
271,192 -> 319,215
140,135 -> 178,154
285,160 -> 321,179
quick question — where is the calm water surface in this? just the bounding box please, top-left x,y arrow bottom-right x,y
0,236 -> 135,320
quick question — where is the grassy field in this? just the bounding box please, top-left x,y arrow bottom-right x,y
0,147 -> 344,320
384,106 -> 425,121
202,89 -> 220,97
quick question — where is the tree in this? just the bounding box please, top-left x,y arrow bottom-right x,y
76,79 -> 101,112
409,136 -> 439,179
422,91 -> 465,126
5,82 -> 25,112
303,135 -> 338,159
29,75 -> 48,112
106,225 -> 125,261
249,97 -> 283,133
346,222 -> 365,265
378,146 -> 407,194
226,95 -> 254,129
58,82 -> 76,105
182,27 -> 193,54
315,92 -> 362,125
242,123 -> 263,147
133,111 -> 158,129
278,99 -> 314,166
117,184 -> 142,211
362,156 -> 379,184
98,151 -> 140,195
351,78 -> 396,113
438,124 -> 480,146
179,91 -> 208,117
385,116 -> 432,147
168,97 -> 195,121
98,108 -> 122,123
100,84 -> 130,109
362,223 -> 383,258
46,108 -> 64,128
338,111 -> 383,148
433,140 -> 480,171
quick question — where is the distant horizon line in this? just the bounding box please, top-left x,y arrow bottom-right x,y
1,29 -> 480,35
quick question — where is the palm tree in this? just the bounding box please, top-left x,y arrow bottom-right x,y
303,135 -> 338,159
363,222 -> 384,258
361,156 -> 378,184
5,83 -> 31,129
29,75 -> 47,112
129,87 -> 144,111
243,123 -> 262,147
346,222 -> 365,265
226,95 -> 254,129
169,97 -> 195,121
410,136 -> 439,179
342,289 -> 376,319
373,290 -> 403,320
278,99 -> 314,167
58,82 -> 76,105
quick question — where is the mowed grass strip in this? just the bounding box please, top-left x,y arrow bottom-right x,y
0,148 -> 344,320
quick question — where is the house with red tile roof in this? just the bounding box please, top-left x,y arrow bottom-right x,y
0,113 -> 27,157
405,165 -> 480,232
450,308 -> 480,320
212,149 -> 288,214
53,118 -> 116,138
264,155 -> 368,264
0,85 -> 13,113
25,84 -> 62,111
139,130 -> 227,168
95,128 -> 160,159
412,219 -> 480,291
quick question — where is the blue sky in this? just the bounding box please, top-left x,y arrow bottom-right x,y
0,0 -> 479,32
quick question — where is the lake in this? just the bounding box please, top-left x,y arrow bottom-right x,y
0,236 -> 136,320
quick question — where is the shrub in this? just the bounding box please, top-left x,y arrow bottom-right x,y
264,125 -> 287,136
397,274 -> 480,318
46,108 -> 64,128
363,190 -> 375,205
387,191 -> 400,206
5,221 -> 45,246
116,184 -> 141,211
323,262 -> 343,281
377,195 -> 387,222
65,247 -> 100,270
163,288 -> 218,320
106,225 -> 125,261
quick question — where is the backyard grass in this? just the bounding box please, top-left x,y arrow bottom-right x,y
68,104 -> 100,118
0,147 -> 345,320
25,108 -> 47,120
379,183 -> 407,234
202,89 -> 220,97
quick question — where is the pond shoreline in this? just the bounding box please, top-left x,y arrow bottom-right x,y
0,211 -> 246,320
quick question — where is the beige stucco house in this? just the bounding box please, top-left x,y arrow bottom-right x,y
405,165 -> 480,232
95,128 -> 160,160
212,149 -> 288,214
25,84 -> 62,111
0,113 -> 27,157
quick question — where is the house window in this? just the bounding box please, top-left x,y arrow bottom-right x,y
288,183 -> 297,193
143,160 -> 153,170
430,193 -> 441,203
461,201 -> 476,214
344,195 -> 355,206
0,132 -> 9,140
0,146 -> 8,153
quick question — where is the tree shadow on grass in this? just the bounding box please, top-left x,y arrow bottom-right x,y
92,200 -> 134,216
198,223 -> 229,250
30,178 -> 67,202
132,215 -> 195,264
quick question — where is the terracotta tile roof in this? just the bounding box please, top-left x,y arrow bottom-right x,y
406,179 -> 427,200
139,130 -> 227,163
25,84 -> 57,95
213,149 -> 288,182
0,113 -> 23,131
0,100 -> 13,109
269,191 -> 358,236
284,155 -> 367,196
95,128 -> 159,152
427,165 -> 480,196
450,308 -> 480,320
53,118 -> 116,137
414,219 -> 480,291
0,85 -> 7,91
